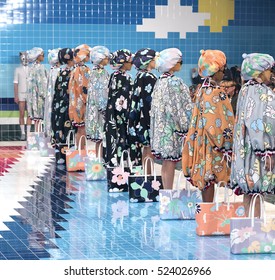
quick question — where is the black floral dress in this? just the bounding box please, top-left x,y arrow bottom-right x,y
51,66 -> 73,144
128,70 -> 157,164
103,70 -> 133,167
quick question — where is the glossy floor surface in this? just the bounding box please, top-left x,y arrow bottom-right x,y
0,144 -> 275,260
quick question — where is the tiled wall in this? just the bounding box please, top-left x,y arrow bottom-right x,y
0,0 -> 275,139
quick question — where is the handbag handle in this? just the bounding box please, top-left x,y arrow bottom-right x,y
213,181 -> 229,211
249,193 -> 266,227
78,135 -> 88,154
119,150 -> 132,171
36,120 -> 44,133
96,141 -> 103,159
66,130 -> 76,149
143,157 -> 156,182
176,170 -> 191,196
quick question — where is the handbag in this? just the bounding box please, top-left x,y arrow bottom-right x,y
26,120 -> 43,151
54,129 -> 75,165
84,142 -> 107,181
129,157 -> 163,203
66,135 -> 92,172
195,181 -> 246,236
39,135 -> 55,157
230,194 -> 275,254
107,150 -> 131,192
159,171 -> 202,220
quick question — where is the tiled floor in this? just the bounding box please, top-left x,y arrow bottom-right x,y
0,142 -> 275,260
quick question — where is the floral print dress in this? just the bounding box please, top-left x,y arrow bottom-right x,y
103,70 -> 133,167
44,65 -> 60,136
27,62 -> 48,120
230,80 -> 275,195
85,65 -> 110,141
51,66 -> 74,144
182,79 -> 235,190
128,70 -> 157,164
68,63 -> 91,127
150,72 -> 193,161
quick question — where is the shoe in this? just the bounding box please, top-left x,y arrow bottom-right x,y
20,134 -> 26,141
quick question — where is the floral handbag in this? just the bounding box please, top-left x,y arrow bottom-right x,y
107,150 -> 131,192
159,171 -> 202,220
54,130 -> 75,165
84,142 -> 106,181
26,120 -> 43,151
230,194 -> 275,254
66,135 -> 93,172
39,135 -> 55,157
195,182 -> 246,236
129,157 -> 163,203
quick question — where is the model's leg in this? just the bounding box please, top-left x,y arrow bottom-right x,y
201,182 -> 215,202
18,101 -> 26,139
161,160 -> 176,189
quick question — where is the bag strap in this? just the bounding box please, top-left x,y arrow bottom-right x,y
35,120 -> 44,133
97,141 -> 103,159
66,130 -> 76,149
213,181 -> 228,211
249,193 -> 266,227
119,150 -> 132,171
176,170 -> 192,195
78,135 -> 88,154
143,157 -> 156,182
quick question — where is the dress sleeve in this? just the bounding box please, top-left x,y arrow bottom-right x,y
37,65 -> 48,99
128,75 -> 142,137
203,88 -> 235,151
167,76 -> 193,137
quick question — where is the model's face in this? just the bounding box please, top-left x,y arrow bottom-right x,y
259,68 -> 272,84
147,58 -> 156,70
220,82 -> 236,96
213,66 -> 225,84
122,59 -> 132,71
20,52 -> 28,66
169,59 -> 183,73
37,52 -> 44,62
100,56 -> 109,67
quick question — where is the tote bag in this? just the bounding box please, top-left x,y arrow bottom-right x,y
129,157 -> 163,203
159,171 -> 202,220
66,135 -> 93,172
196,181 -> 246,236
54,129 -> 75,165
26,120 -> 43,151
84,142 -> 107,181
230,193 -> 275,254
107,150 -> 131,192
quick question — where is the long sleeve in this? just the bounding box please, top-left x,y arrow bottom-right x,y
166,76 -> 193,136
203,88 -> 235,151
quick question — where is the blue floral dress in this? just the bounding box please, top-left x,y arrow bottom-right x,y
103,70 -> 134,167
230,80 -> 275,195
128,70 -> 157,165
150,72 -> 193,161
27,62 -> 48,120
85,65 -> 110,141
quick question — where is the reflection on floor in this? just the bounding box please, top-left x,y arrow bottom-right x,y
0,145 -> 275,260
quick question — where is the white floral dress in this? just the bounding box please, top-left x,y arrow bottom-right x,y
85,65 -> 109,141
150,72 -> 193,161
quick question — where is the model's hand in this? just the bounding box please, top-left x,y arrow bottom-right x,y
14,96 -> 19,104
